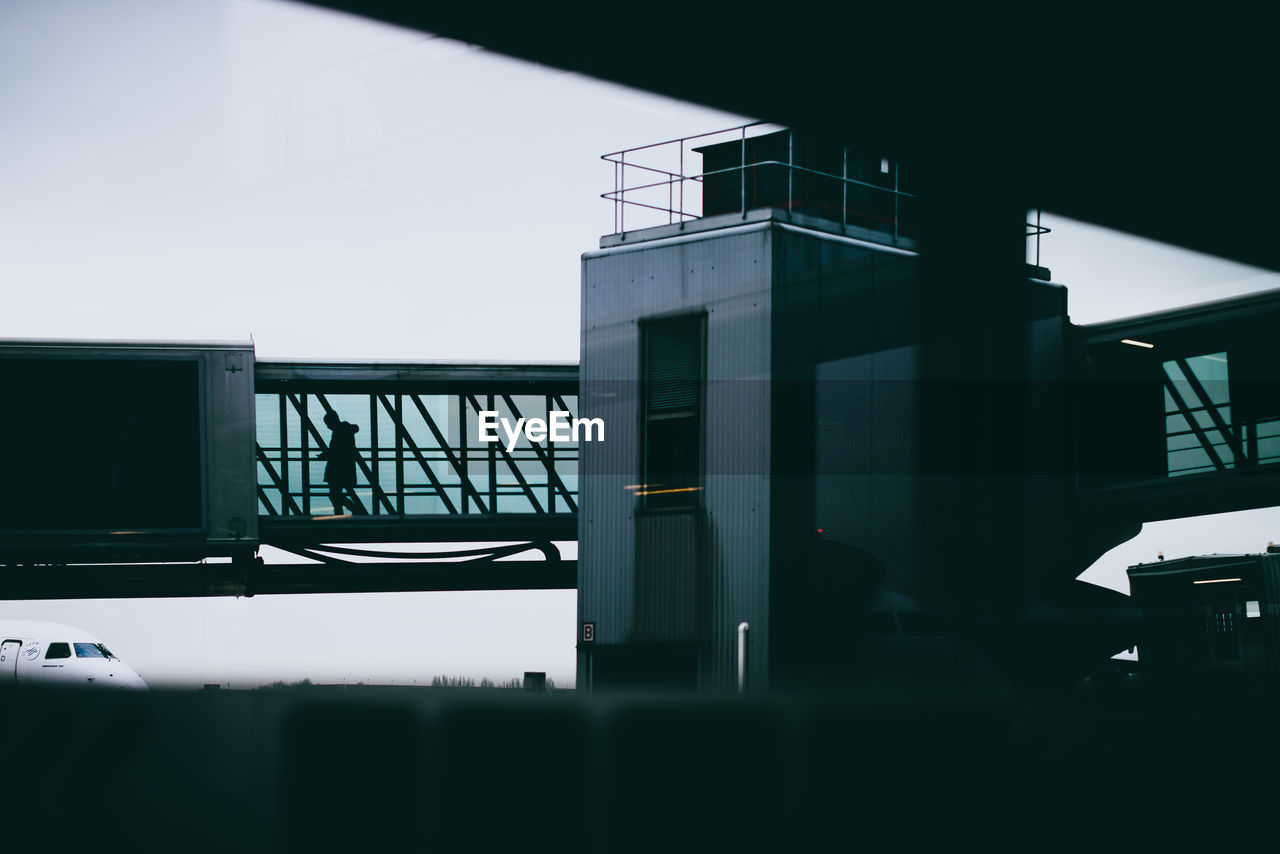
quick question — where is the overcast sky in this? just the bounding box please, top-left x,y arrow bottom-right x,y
2,0 -> 1278,687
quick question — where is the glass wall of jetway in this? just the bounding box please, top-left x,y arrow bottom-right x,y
1163,352 -> 1280,477
1075,290 -> 1280,520
254,389 -> 578,518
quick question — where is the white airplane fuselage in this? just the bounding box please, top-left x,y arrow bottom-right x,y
0,620 -> 148,690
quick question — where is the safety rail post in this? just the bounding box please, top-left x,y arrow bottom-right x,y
679,137 -> 685,222
740,125 -> 747,218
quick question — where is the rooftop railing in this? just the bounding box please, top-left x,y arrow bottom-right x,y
602,121 -> 1050,263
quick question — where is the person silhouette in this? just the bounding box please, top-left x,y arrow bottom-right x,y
318,410 -> 361,515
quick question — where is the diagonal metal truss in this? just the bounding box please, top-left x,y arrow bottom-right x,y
253,362 -> 579,546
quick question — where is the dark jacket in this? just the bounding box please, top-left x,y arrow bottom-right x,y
320,421 -> 360,487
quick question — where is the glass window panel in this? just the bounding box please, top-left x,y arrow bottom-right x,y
404,493 -> 447,515
517,459 -> 548,479
256,393 -> 280,447
506,394 -> 547,423
1168,447 -> 1212,474
285,402 -> 300,453
401,395 -> 446,452
1167,433 -> 1203,452
496,493 -> 536,513
318,394 -> 371,449
74,642 -> 106,658
375,396 -> 398,445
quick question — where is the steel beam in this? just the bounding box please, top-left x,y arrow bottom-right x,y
259,514 -> 576,546
0,559 -> 576,600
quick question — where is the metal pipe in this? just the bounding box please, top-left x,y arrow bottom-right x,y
737,621 -> 749,694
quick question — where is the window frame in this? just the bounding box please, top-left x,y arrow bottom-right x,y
638,311 -> 707,512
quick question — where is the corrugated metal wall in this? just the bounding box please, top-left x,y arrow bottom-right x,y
580,226 -> 774,692
581,221 -> 925,692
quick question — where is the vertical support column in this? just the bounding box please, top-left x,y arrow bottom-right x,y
488,393 -> 497,513
395,394 -> 405,515
279,394 -> 289,515
369,395 -> 379,515
459,393 -> 468,514
912,142 -> 1034,619
300,394 -> 311,515
546,393 -> 555,513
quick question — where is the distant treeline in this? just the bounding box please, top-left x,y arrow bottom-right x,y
431,675 -> 557,689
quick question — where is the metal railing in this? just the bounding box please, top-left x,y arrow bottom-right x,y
603,121 -> 1051,262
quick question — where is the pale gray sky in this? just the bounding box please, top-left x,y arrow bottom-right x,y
1,0 -> 1277,686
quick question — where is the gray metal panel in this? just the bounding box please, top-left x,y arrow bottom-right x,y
578,250 -> 641,649
580,227 -> 775,691
634,513 -> 703,643
0,339 -> 258,559
205,345 -> 258,548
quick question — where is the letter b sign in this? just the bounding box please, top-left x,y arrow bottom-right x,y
581,622 -> 595,643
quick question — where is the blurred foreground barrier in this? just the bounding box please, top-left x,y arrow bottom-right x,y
4,683 -> 1280,852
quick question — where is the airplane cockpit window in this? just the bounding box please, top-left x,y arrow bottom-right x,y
74,643 -> 107,658
45,643 -> 71,659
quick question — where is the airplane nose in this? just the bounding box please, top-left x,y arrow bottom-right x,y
121,670 -> 149,691
107,666 -> 149,691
